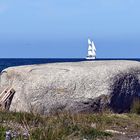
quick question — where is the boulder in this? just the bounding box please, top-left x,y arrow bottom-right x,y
0,61 -> 140,114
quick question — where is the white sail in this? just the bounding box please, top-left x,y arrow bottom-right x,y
88,39 -> 92,45
88,45 -> 92,51
88,50 -> 93,56
88,45 -> 95,56
92,49 -> 96,57
86,39 -> 96,60
92,41 -> 96,51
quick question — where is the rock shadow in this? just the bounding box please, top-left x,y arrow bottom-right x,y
110,73 -> 140,113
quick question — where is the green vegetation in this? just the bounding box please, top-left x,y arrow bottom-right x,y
130,97 -> 140,114
0,111 -> 140,139
0,126 -> 7,139
0,111 -> 112,140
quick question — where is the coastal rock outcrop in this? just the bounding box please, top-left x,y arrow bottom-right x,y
0,61 -> 140,114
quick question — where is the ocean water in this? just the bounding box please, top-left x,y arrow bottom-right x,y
0,58 -> 140,72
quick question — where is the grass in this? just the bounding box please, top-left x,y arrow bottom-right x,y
130,97 -> 140,114
0,126 -> 7,139
0,111 -> 140,140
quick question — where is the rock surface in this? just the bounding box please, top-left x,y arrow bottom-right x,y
0,60 -> 140,114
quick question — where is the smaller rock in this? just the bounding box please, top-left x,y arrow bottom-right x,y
105,129 -> 125,135
23,130 -> 30,140
5,130 -> 12,140
91,123 -> 96,129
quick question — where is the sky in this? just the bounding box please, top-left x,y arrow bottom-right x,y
0,0 -> 140,58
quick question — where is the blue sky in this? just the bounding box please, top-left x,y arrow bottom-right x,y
0,0 -> 140,58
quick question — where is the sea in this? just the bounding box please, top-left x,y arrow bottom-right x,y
0,58 -> 140,72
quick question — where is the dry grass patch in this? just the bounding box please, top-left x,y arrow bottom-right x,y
0,111 -> 140,139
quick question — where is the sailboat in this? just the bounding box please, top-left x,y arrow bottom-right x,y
86,39 -> 96,60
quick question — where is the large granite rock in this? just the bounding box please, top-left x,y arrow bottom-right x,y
0,61 -> 140,114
